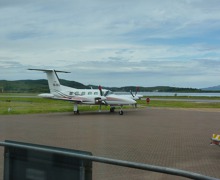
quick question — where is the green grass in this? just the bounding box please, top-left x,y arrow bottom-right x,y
1,93 -> 220,115
0,97 -> 70,115
0,94 -> 116,115
151,101 -> 220,108
137,98 -> 220,108
145,96 -> 220,100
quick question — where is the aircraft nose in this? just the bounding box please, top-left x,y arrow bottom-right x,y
127,98 -> 136,104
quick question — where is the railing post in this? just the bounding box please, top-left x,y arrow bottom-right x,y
80,160 -> 85,180
4,152 -> 10,180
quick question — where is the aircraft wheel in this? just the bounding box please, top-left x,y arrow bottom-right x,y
119,110 -> 123,115
74,110 -> 80,115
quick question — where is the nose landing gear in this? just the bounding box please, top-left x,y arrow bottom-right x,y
110,106 -> 124,115
73,104 -> 80,115
119,110 -> 124,115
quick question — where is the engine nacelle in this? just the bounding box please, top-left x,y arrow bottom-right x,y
95,96 -> 106,103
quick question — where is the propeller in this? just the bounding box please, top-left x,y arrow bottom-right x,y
98,85 -> 108,112
136,86 -> 140,96
98,85 -> 103,96
104,90 -> 109,96
130,86 -> 139,97
99,85 -> 110,97
130,90 -> 135,98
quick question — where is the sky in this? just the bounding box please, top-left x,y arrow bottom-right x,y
1,0 -> 220,88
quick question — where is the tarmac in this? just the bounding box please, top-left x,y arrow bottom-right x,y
0,108 -> 220,180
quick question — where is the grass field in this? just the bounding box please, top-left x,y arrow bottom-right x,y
0,93 -> 114,115
1,93 -> 220,115
137,96 -> 220,108
138,99 -> 220,108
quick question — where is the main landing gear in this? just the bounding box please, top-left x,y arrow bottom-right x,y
110,106 -> 124,115
74,105 -> 125,115
119,106 -> 123,115
110,107 -> 115,113
74,110 -> 79,115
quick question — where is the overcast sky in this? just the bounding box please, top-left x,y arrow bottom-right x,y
1,0 -> 220,88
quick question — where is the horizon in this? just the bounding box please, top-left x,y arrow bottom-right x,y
0,78 -> 219,90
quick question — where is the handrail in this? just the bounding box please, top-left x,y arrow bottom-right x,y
0,141 -> 219,180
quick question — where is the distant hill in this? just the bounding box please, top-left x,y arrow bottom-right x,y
0,79 -> 49,93
0,79 -> 203,93
108,86 -> 202,93
0,79 -> 90,93
202,85 -> 220,91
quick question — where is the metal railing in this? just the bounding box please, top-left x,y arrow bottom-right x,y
0,141 -> 219,180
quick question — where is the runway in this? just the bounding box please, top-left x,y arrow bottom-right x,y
0,108 -> 220,180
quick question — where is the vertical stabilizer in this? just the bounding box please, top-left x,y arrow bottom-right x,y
46,70 -> 62,93
28,69 -> 70,93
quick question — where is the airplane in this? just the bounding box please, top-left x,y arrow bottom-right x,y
28,69 -> 137,115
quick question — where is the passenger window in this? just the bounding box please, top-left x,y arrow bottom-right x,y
69,92 -> 73,96
81,92 -> 85,96
88,92 -> 92,95
75,92 -> 80,95
94,92 -> 98,95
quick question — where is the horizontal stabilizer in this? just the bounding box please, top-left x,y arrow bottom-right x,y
28,68 -> 70,73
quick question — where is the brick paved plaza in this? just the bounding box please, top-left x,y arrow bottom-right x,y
0,108 -> 220,179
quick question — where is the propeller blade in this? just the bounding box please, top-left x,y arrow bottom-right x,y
98,85 -> 108,109
98,85 -> 103,96
104,90 -> 109,96
130,90 -> 134,97
135,86 -> 140,96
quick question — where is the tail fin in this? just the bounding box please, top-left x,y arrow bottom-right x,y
28,69 -> 70,93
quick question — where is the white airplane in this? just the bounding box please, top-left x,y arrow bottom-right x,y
28,69 -> 137,115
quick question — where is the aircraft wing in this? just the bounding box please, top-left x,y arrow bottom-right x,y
55,96 -> 107,104
53,96 -> 85,103
39,93 -> 106,104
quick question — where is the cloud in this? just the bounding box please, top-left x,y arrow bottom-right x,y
0,0 -> 220,88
